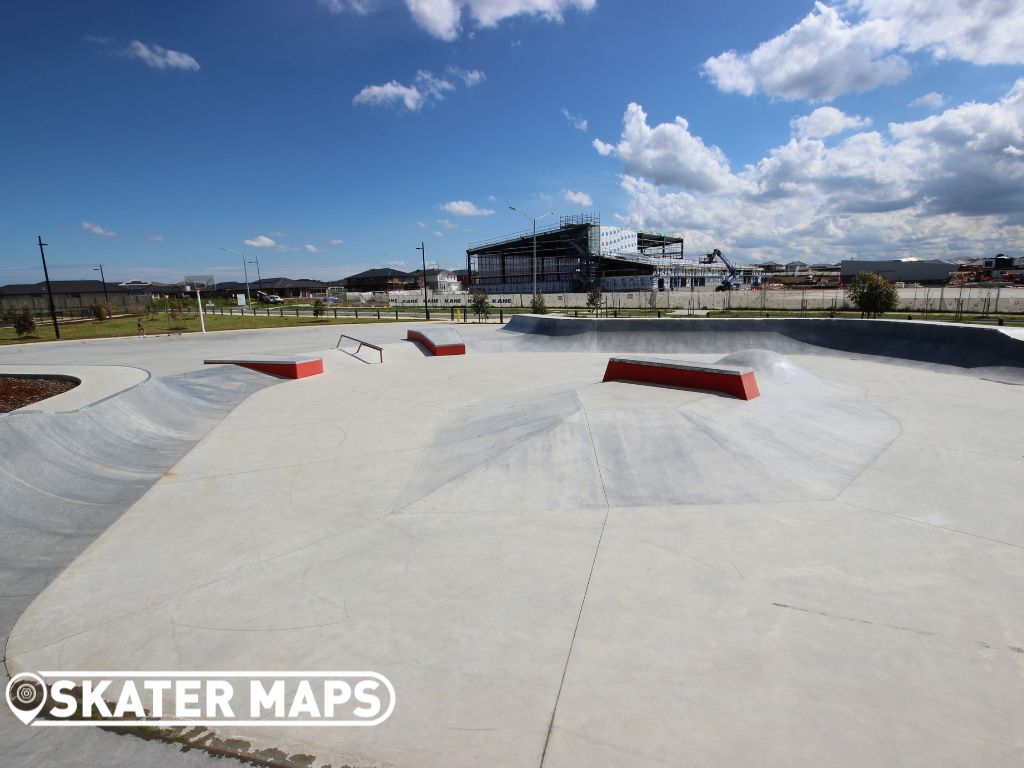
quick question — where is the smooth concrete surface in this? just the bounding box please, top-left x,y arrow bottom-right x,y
1,364 -> 149,412
4,320 -> 1022,767
495,314 -> 1024,381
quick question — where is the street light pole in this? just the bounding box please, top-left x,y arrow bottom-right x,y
94,264 -> 108,302
508,206 -> 555,298
249,254 -> 263,295
220,247 -> 251,305
37,235 -> 60,340
416,241 -> 430,320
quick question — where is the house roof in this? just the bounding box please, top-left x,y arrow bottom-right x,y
0,279 -> 132,295
345,268 -> 414,279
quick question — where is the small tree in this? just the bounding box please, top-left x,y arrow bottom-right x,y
586,287 -> 603,314
846,273 -> 898,318
530,294 -> 547,314
469,291 -> 489,319
312,298 -> 326,318
13,309 -> 36,337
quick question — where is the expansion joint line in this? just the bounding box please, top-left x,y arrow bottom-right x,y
539,403 -> 610,768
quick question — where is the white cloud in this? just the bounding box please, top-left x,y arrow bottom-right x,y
304,244 -> 321,253
487,194 -> 498,202
243,235 -> 276,248
563,189 -> 593,206
592,103 -> 735,193
319,0 -> 374,14
82,221 -> 116,237
417,221 -> 427,228
703,1 -> 1024,103
404,0 -> 595,41
125,40 -> 200,71
440,200 -> 495,216
791,106 -> 872,138
909,91 -> 946,110
561,107 -> 588,131
386,259 -> 409,268
353,68 -> 480,111
437,218 -> 456,228
596,82 -> 1024,262
147,234 -> 164,241
448,66 -> 486,86
703,3 -> 907,102
330,238 -> 345,244
855,0 -> 1024,66
433,230 -> 445,237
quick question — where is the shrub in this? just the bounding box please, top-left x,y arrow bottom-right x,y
586,288 -> 603,313
469,291 -> 489,319
530,294 -> 547,314
91,301 -> 116,321
846,273 -> 898,318
312,298 -> 326,318
13,309 -> 36,337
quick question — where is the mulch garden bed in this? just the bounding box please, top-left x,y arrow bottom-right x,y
0,376 -> 78,412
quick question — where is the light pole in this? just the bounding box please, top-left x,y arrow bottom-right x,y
248,254 -> 263,298
220,247 -> 251,305
416,241 -> 430,320
508,206 -> 555,298
93,264 -> 109,303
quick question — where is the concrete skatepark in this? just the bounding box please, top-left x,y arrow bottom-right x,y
2,317 -> 1023,767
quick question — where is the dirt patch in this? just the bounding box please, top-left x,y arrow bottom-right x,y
0,375 -> 78,412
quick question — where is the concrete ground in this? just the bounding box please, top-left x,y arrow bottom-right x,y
3,320 -> 1023,767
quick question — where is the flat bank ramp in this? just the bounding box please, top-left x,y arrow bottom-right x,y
496,315 -> 1024,377
0,366 -> 274,654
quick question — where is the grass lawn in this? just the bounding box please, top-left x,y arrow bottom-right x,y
0,313 -> 408,345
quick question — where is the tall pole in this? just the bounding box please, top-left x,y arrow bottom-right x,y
37,235 -> 60,339
417,242 -> 430,320
241,252 -> 251,305
249,254 -> 262,294
95,264 -> 108,302
509,206 -> 555,300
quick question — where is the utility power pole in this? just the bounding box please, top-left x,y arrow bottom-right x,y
417,241 -> 430,320
509,206 -> 555,298
37,235 -> 60,339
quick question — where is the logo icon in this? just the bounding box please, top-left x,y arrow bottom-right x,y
6,673 -> 47,725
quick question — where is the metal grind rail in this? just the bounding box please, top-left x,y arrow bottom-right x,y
336,333 -> 384,363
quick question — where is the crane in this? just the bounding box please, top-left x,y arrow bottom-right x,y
701,248 -> 758,291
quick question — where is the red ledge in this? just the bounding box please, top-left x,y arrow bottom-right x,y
407,329 -> 466,356
204,357 -> 324,379
603,357 -> 759,400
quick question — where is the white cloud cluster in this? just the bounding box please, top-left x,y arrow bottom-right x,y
702,3 -> 906,101
561,107 -> 588,131
244,235 -> 276,248
404,0 -> 595,41
126,40 -> 200,71
304,244 -> 321,253
595,82 -> 1024,261
791,106 -> 871,138
319,0 -> 374,14
909,92 -> 946,110
563,189 -> 593,206
82,221 -> 116,237
703,1 -> 1024,102
593,103 -> 734,193
353,68 -> 482,111
440,200 -> 494,216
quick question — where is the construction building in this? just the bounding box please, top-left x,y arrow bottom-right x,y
465,215 -> 760,293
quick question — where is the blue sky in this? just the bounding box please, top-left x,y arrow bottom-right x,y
1,0 -> 1022,284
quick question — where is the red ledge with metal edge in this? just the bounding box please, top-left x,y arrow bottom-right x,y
603,356 -> 760,400
204,355 -> 324,379
406,328 -> 466,356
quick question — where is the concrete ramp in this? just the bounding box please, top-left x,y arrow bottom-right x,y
492,315 -> 1024,378
0,366 -> 274,654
